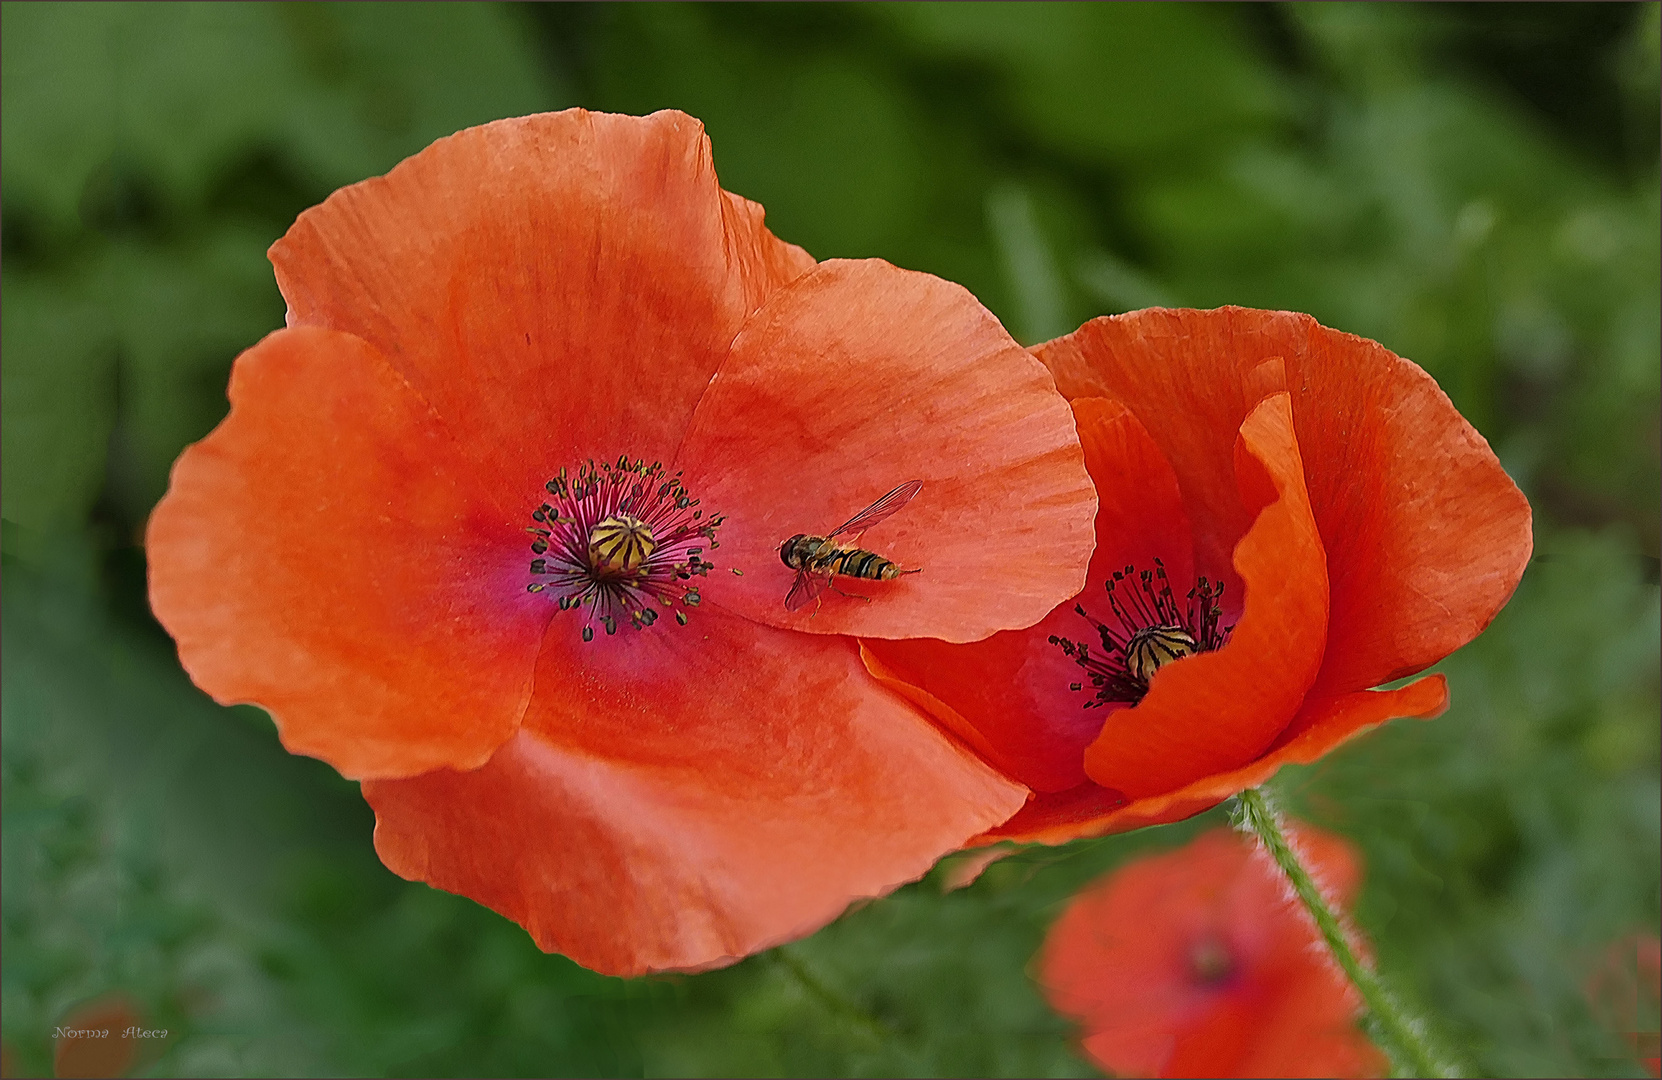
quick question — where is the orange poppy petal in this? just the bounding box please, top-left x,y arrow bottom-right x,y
979,667 -> 1447,849
676,258 -> 1096,643
859,396 -> 1190,791
1090,676 -> 1452,841
1036,307 -> 1531,696
147,327 -> 548,779
1296,343 -> 1531,695
973,782 -> 1130,846
270,109 -> 814,501
1082,392 -> 1328,799
362,603 -> 1028,976
1238,970 -> 1389,1078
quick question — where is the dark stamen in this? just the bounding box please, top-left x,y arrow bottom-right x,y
1052,560 -> 1234,707
527,456 -> 722,641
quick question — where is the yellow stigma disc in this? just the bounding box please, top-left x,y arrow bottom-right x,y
587,514 -> 656,575
1125,624 -> 1199,684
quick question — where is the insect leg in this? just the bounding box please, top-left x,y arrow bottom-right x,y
825,578 -> 872,604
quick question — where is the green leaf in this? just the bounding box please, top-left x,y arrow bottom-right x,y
1,2 -> 567,232
879,3 -> 1290,165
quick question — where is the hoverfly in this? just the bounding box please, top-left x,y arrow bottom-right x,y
778,480 -> 923,612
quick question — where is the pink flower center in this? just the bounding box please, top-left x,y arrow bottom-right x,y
527,457 -> 725,641
1050,559 -> 1233,706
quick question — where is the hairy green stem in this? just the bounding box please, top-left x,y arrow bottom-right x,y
1232,786 -> 1459,1078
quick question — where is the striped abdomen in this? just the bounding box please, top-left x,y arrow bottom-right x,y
821,546 -> 902,581
780,534 -> 902,580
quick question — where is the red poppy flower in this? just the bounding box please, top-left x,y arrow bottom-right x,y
52,994 -> 143,1080
1039,825 -> 1386,1079
863,308 -> 1532,842
1585,931 -> 1662,1077
146,109 -> 1098,974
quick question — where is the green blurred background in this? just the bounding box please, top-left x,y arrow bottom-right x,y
2,3 -> 1657,1076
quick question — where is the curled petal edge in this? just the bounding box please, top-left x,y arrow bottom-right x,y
977,674 -> 1449,846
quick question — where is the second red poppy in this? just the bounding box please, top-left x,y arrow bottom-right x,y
1039,824 -> 1386,1079
864,307 -> 1532,842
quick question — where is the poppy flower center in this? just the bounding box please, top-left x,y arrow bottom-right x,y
526,456 -> 724,642
1187,935 -> 1236,986
1049,559 -> 1233,707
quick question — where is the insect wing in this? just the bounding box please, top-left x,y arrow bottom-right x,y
827,480 -> 923,540
784,568 -> 830,612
